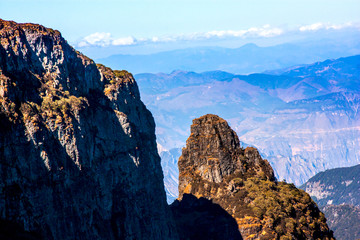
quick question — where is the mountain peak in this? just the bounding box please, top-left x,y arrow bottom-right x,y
0,18 -> 61,38
179,114 -> 274,196
174,114 -> 334,239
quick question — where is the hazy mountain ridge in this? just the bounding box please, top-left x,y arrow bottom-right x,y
301,164 -> 360,240
301,164 -> 360,207
320,204 -> 360,240
97,40 -> 360,74
160,147 -> 182,203
135,55 -> 360,201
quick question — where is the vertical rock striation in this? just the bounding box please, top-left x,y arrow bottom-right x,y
0,19 -> 177,239
172,114 -> 334,239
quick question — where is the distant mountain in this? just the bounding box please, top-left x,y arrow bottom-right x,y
97,42 -> 360,74
134,55 -> 360,202
160,148 -> 182,203
300,164 -> 360,240
320,204 -> 360,240
300,164 -> 360,207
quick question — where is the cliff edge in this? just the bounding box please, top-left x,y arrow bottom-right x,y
0,19 -> 177,239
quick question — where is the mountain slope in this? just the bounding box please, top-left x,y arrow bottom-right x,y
320,204 -> 360,240
301,164 -> 360,240
0,19 -> 177,239
135,55 -> 360,199
160,147 -> 182,203
171,114 -> 334,240
300,164 -> 360,207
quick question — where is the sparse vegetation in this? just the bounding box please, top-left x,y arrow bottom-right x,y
1,72 -> 88,135
97,64 -> 134,96
177,114 -> 334,240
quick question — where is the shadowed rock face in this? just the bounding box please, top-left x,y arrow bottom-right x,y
170,194 -> 243,240
0,19 -> 178,240
174,114 -> 334,240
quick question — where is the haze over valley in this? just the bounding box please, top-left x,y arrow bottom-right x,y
132,55 -> 360,202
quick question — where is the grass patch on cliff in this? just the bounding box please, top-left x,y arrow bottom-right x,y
242,177 -> 330,239
96,64 -> 134,96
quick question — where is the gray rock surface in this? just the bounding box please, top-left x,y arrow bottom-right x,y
0,19 -> 178,240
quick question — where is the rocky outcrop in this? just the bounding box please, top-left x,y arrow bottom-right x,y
0,19 -> 177,239
178,114 -> 275,195
172,114 -> 334,240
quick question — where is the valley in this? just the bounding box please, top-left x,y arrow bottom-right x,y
133,55 -> 360,201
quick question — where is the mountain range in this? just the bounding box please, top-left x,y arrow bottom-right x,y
97,40 -> 360,74
0,18 -> 358,239
321,204 -> 360,240
134,55 -> 360,202
301,164 -> 360,207
301,164 -> 360,240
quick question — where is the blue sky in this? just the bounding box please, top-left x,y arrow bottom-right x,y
1,0 -> 360,52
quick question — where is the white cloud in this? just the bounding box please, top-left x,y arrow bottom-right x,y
243,25 -> 284,38
78,32 -> 112,47
78,33 -> 136,47
179,25 -> 284,40
77,22 -> 359,47
299,23 -> 324,32
112,36 -> 136,46
299,22 -> 358,32
151,25 -> 284,43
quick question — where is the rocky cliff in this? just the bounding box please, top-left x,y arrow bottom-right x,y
172,114 -> 334,240
0,19 -> 177,239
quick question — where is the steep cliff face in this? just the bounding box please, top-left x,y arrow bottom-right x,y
0,19 -> 177,239
178,114 -> 275,191
172,114 -> 334,240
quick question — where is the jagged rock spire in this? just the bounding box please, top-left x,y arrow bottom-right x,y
173,114 -> 334,240
178,114 -> 275,198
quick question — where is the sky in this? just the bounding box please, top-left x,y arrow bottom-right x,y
1,0 -> 360,54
